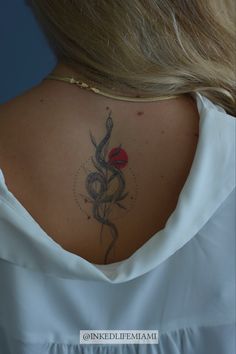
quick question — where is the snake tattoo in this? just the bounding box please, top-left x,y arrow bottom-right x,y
85,109 -> 129,264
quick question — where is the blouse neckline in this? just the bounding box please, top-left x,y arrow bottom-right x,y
0,92 -> 235,283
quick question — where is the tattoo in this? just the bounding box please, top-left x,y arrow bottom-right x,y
72,109 -> 138,264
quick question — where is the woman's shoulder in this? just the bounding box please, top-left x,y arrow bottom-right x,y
0,83 -> 51,201
0,81 -> 67,159
0,83 -> 44,137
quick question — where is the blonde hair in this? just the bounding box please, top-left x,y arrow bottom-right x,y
30,0 -> 236,115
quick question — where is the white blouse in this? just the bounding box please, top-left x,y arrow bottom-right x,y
0,92 -> 235,353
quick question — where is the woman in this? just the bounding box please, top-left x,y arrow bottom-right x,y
0,1 -> 235,353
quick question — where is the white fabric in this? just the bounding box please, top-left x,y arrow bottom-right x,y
0,92 -> 235,353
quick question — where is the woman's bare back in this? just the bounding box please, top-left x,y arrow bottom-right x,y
0,79 -> 199,265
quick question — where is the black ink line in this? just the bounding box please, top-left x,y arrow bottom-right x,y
85,111 -> 129,264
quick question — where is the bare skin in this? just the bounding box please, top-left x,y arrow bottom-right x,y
0,62 -> 200,265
